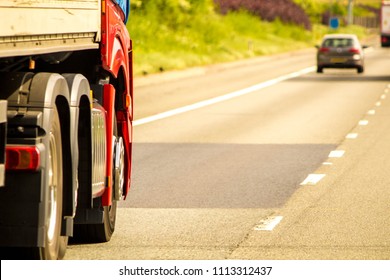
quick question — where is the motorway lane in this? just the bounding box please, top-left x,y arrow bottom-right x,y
231,85 -> 390,259
133,49 -> 318,120
65,45 -> 390,259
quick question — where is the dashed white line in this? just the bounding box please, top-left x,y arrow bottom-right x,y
300,174 -> 326,186
367,109 -> 376,115
346,133 -> 358,139
133,66 -> 316,126
328,150 -> 345,158
254,216 -> 283,231
376,101 -> 382,107
359,120 -> 369,126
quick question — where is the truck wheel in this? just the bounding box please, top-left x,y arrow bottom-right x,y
73,194 -> 117,243
40,107 -> 68,259
98,194 -> 117,242
74,117 -> 118,243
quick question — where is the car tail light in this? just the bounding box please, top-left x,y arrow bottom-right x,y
319,47 -> 330,53
349,48 -> 360,54
6,146 -> 40,171
382,37 -> 388,43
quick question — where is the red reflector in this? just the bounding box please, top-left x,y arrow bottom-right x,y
5,146 -> 40,171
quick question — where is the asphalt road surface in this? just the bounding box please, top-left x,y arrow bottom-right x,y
66,40 -> 390,260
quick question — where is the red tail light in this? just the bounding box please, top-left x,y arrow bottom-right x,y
319,47 -> 330,53
6,146 -> 40,171
349,48 -> 360,54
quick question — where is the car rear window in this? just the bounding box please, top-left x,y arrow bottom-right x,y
323,38 -> 354,48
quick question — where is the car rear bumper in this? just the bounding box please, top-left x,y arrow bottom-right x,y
318,63 -> 363,69
317,59 -> 363,69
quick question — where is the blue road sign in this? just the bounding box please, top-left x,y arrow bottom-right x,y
330,17 -> 339,29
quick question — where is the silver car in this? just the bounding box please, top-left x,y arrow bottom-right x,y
316,34 -> 365,74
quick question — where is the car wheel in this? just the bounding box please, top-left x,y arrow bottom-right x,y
317,66 -> 323,73
357,66 -> 364,74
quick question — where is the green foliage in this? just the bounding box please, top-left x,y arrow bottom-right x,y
293,0 -> 380,20
127,0 -> 370,76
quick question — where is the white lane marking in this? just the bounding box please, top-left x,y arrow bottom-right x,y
359,120 -> 369,126
381,94 -> 386,100
133,66 -> 316,126
367,109 -> 376,115
300,174 -> 326,186
323,162 -> 333,165
346,133 -> 358,139
254,216 -> 283,231
376,101 -> 382,107
328,150 -> 345,158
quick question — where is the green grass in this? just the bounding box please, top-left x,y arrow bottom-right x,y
127,0 -> 372,76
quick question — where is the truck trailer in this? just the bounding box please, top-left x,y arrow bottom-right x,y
381,0 -> 390,47
0,0 -> 133,259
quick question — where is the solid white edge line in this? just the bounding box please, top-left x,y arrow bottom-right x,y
133,66 -> 316,126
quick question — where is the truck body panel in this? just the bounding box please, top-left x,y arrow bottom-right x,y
381,1 -> 390,46
0,0 -> 101,57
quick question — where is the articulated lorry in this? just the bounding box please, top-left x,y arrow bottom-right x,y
381,1 -> 390,46
0,0 -> 133,259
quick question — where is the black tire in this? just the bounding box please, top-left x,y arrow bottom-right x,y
72,199 -> 117,243
72,117 -> 118,243
40,107 -> 68,259
317,66 -> 323,73
0,102 -> 67,260
96,197 -> 117,242
357,66 -> 364,74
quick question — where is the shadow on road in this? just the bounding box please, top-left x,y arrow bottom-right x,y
121,143 -> 337,209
